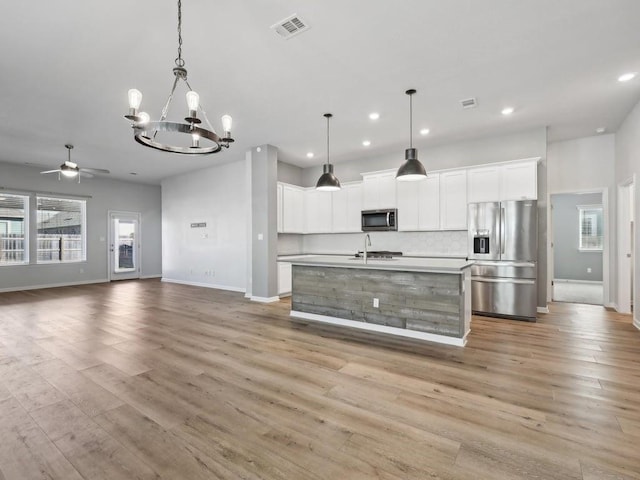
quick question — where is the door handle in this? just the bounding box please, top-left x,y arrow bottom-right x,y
501,207 -> 506,255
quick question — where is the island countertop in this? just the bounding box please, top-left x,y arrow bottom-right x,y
288,255 -> 474,274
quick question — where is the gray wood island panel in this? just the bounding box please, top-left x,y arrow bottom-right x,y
289,256 -> 472,346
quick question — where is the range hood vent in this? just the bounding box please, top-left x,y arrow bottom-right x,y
460,97 -> 478,109
271,14 -> 310,39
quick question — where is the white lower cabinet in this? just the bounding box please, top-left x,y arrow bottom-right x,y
278,262 -> 292,296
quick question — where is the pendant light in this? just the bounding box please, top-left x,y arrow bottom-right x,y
396,89 -> 427,181
316,113 -> 341,191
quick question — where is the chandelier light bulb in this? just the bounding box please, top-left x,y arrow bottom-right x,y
128,89 -> 142,110
221,115 -> 233,133
186,91 -> 200,111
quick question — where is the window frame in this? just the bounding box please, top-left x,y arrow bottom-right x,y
0,192 -> 30,266
577,204 -> 604,252
36,195 -> 87,264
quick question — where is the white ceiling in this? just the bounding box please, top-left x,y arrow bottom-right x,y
1,0 -> 639,184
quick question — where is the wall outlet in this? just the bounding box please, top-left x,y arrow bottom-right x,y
587,267 -> 592,273
373,298 -> 379,308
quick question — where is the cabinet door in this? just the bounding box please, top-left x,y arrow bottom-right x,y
377,172 -> 397,209
346,183 -> 363,232
282,185 -> 305,233
362,175 -> 380,210
418,174 -> 440,230
500,161 -> 537,200
277,183 -> 283,233
440,170 -> 467,230
397,181 -> 420,231
331,187 -> 349,233
305,189 -> 332,233
468,165 -> 501,203
278,262 -> 292,295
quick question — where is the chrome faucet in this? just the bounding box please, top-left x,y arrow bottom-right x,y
364,233 -> 371,263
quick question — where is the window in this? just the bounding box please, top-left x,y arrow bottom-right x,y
578,205 -> 603,251
0,194 -> 28,265
37,196 -> 86,263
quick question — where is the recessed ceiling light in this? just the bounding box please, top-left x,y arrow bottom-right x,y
306,152 -> 314,158
618,72 -> 637,83
129,172 -> 138,175
596,127 -> 606,134
501,107 -> 514,115
369,112 -> 380,120
362,140 -> 371,147
420,128 -> 430,135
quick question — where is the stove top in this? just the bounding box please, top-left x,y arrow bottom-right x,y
354,251 -> 403,259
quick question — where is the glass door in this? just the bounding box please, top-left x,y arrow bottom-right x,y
109,212 -> 140,281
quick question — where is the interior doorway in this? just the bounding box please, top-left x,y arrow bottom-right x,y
617,178 -> 635,314
550,191 -> 606,305
108,211 -> 141,281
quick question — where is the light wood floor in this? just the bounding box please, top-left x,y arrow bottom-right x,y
0,280 -> 639,479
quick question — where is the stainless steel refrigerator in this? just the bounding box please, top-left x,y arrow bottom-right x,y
468,200 -> 537,321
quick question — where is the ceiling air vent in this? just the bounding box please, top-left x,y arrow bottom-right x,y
271,14 -> 310,39
460,98 -> 478,109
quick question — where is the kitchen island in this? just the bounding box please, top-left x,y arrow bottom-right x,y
289,256 -> 474,346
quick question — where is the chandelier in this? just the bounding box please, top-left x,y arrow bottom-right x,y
124,0 -> 234,154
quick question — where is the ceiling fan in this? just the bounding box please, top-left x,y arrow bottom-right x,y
40,144 -> 110,183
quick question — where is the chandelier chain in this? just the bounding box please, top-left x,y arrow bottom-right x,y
175,0 -> 185,68
326,115 -> 330,165
409,92 -> 413,149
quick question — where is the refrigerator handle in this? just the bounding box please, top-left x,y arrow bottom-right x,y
501,207 -> 506,255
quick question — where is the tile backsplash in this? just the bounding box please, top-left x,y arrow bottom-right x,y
278,230 -> 467,257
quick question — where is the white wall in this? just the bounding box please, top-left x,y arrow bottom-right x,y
161,160 -> 247,291
615,98 -> 640,326
547,134 -> 615,305
0,162 -> 162,291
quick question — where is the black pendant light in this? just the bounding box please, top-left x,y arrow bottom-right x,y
316,113 -> 341,191
396,89 -> 427,181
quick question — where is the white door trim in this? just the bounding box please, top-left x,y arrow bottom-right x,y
108,210 -> 142,281
617,176 -> 635,314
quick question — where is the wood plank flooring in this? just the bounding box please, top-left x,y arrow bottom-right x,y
0,279 -> 639,479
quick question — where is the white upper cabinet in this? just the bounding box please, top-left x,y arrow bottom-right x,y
418,174 -> 440,230
397,174 -> 440,231
440,170 -> 467,230
467,165 -> 501,203
281,184 -> 305,233
332,182 -> 363,233
362,171 -> 397,210
467,159 -> 538,202
305,188 -> 333,233
500,160 -> 538,200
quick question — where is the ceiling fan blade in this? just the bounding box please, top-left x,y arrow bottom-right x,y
79,171 -> 94,178
40,169 -> 61,174
79,167 -> 110,174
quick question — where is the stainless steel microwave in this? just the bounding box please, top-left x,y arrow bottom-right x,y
361,209 -> 398,231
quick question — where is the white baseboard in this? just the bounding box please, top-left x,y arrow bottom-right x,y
537,306 -> 549,314
633,316 -> 640,331
161,278 -> 246,293
0,278 -> 109,293
290,310 -> 467,347
606,302 -> 618,310
251,295 -> 280,303
279,292 -> 292,299
554,278 -> 603,285
140,274 -> 162,279
244,292 -> 252,299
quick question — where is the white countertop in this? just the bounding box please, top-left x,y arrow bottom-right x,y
288,255 -> 473,273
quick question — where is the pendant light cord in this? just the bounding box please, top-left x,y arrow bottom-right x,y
409,91 -> 413,149
326,115 -> 330,166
